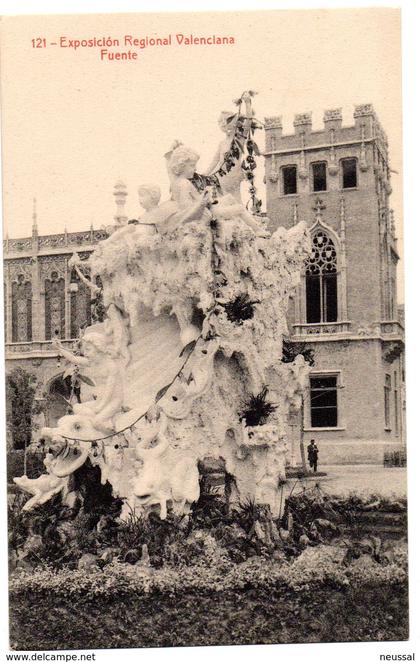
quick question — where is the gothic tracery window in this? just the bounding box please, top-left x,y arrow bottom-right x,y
11,275 -> 32,342
45,271 -> 65,340
306,231 -> 338,323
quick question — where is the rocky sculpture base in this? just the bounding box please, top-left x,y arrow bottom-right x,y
14,140 -> 310,520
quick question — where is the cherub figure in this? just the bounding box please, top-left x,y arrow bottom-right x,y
166,142 -> 267,237
133,183 -> 180,236
53,331 -> 125,430
138,184 -> 161,218
165,144 -> 212,224
96,184 -> 161,247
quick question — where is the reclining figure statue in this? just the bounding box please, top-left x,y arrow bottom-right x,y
13,452 -> 70,512
13,431 -> 90,512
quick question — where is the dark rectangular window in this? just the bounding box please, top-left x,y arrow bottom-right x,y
323,273 -> 338,322
306,274 -> 321,323
306,272 -> 338,323
342,158 -> 357,188
310,375 -> 338,428
312,162 -> 327,191
283,166 -> 297,195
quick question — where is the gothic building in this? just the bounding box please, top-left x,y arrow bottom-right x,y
264,104 -> 405,463
2,187 -> 129,429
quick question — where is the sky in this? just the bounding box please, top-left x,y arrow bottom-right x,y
0,8 -> 402,294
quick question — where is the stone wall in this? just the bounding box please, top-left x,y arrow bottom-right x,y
264,105 -> 405,464
302,339 -> 404,464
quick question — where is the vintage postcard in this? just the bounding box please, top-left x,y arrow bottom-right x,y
0,6 -> 411,654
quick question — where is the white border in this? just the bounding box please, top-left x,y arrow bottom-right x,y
1,1 -> 418,661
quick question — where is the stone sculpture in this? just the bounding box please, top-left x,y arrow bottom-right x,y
204,90 -> 253,201
14,101 -> 311,519
131,409 -> 200,519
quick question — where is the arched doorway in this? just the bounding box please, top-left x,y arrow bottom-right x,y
46,373 -> 80,426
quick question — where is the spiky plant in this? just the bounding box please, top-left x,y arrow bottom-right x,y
191,478 -> 229,530
281,339 -> 315,366
116,506 -> 148,555
223,293 -> 259,325
239,386 -> 277,427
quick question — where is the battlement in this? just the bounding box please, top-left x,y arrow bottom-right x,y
264,104 -> 388,160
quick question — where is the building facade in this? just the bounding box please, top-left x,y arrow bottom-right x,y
3,216 -> 111,429
3,183 -> 132,433
264,104 -> 405,464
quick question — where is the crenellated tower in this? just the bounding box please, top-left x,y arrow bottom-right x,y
264,104 -> 404,463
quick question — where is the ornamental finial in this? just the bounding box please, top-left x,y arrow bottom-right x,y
32,197 -> 38,235
113,181 -> 128,226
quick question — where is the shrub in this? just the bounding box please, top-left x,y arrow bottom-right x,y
384,449 -> 407,467
116,509 -> 204,568
8,462 -> 124,569
222,293 -> 259,325
6,368 -> 38,450
283,490 -> 407,537
7,450 -> 45,484
9,543 -> 408,599
9,546 -> 408,649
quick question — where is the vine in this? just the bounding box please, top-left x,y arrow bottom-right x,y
55,93 -> 264,444
191,90 -> 263,213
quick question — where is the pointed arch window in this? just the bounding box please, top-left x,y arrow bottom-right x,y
11,275 -> 32,342
306,231 -> 338,323
45,271 -> 65,340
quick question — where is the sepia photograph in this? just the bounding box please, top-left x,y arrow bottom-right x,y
0,3 -> 414,654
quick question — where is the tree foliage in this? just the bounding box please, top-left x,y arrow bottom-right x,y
6,368 -> 38,450
282,339 -> 315,366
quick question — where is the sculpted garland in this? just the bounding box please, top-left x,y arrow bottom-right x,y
14,96 -> 310,519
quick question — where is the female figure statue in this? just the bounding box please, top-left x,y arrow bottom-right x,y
204,91 -> 253,202
53,331 -> 126,430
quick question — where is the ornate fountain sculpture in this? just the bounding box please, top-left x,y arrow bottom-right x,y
14,97 -> 310,519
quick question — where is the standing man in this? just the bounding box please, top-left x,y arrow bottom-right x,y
307,439 -> 319,473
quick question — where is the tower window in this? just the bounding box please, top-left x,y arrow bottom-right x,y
305,231 -> 338,323
341,158 -> 357,188
312,162 -> 327,192
282,166 -> 297,195
310,375 -> 338,428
